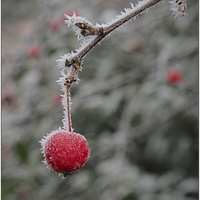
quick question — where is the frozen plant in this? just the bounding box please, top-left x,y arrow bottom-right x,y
40,0 -> 187,178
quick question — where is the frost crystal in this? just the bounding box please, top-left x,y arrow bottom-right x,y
56,70 -> 67,90
56,52 -> 77,68
64,13 -> 94,40
99,0 -> 152,28
169,0 -> 187,18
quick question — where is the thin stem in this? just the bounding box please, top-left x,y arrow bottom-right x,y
65,85 -> 72,132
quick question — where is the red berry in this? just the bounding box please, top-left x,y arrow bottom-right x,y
41,130 -> 90,176
48,20 -> 60,31
27,45 -> 41,59
167,69 -> 183,85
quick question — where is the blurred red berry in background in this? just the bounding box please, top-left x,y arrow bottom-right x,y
52,93 -> 62,106
2,90 -> 15,105
167,69 -> 183,85
48,20 -> 60,31
131,39 -> 145,52
27,45 -> 41,59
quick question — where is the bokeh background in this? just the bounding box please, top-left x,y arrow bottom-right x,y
2,0 -> 198,200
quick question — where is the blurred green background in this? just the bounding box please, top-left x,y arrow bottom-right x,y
2,0 -> 198,200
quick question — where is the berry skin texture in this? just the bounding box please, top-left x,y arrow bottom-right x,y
41,129 -> 90,177
167,69 -> 183,85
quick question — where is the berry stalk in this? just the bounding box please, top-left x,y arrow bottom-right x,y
65,85 -> 73,132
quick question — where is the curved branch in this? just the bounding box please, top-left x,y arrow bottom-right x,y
64,0 -> 162,67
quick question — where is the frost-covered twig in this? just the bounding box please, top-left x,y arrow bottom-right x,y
55,0 -> 187,136
57,0 -> 163,87
57,0 -> 188,88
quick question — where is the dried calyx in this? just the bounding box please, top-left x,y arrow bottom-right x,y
64,62 -> 82,87
75,22 -> 104,36
169,0 -> 187,18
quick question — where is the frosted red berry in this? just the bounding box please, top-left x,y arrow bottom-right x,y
41,130 -> 90,176
27,45 -> 41,59
167,69 -> 183,84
